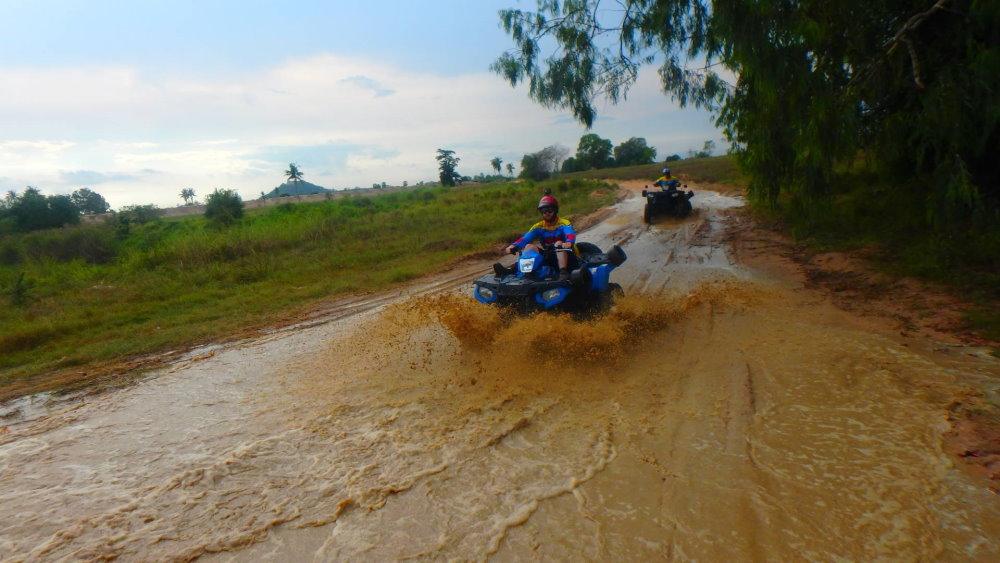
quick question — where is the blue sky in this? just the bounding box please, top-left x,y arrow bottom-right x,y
0,0 -> 725,209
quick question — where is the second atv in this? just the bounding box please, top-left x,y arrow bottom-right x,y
642,181 -> 695,222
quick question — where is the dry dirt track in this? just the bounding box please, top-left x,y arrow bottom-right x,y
1,183 -> 999,561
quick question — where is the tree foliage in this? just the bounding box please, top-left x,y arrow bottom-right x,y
520,145 -> 569,180
687,141 -> 716,160
613,137 -> 657,167
71,188 -> 111,214
490,157 -> 504,174
436,149 -> 461,186
574,133 -> 614,170
285,163 -> 304,183
0,187 -> 81,233
180,188 -> 196,205
494,0 -> 1000,236
204,189 -> 244,226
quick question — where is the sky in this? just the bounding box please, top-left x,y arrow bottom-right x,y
0,0 -> 726,210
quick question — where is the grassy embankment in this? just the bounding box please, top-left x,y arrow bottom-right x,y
757,166 -> 999,342
0,178 -> 618,399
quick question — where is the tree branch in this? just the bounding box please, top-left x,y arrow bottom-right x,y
883,0 -> 953,88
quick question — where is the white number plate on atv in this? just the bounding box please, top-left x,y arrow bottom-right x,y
518,256 -> 537,273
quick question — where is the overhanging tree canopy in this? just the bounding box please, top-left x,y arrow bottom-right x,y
493,0 -> 999,230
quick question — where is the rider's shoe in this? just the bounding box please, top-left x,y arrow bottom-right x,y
493,262 -> 507,277
558,268 -> 570,281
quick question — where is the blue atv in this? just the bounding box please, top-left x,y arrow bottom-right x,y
472,242 -> 627,314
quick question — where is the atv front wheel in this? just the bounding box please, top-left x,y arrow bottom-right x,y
598,282 -> 624,313
675,199 -> 692,218
643,203 -> 652,224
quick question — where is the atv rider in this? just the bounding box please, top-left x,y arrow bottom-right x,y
497,194 -> 578,281
654,168 -> 680,191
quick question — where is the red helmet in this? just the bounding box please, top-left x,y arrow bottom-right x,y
537,195 -> 559,212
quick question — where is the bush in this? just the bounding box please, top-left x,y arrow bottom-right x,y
204,189 -> 244,226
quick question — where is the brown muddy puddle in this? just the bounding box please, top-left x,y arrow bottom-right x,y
2,284 -> 998,561
2,188 -> 998,561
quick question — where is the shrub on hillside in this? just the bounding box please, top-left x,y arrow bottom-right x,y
204,189 -> 244,226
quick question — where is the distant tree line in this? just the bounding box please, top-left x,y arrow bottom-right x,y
0,187 -> 110,234
514,134 -> 715,181
0,186 -> 172,238
0,184 -> 248,237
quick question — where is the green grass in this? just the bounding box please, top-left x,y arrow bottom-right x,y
0,179 -> 619,396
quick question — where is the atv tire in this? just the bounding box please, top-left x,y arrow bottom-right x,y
675,199 -> 692,218
597,282 -> 624,313
643,203 -> 652,224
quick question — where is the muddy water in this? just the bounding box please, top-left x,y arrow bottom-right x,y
1,188 -> 998,561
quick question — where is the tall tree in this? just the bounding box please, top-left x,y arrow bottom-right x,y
284,163 -> 304,183
70,187 -> 111,214
575,133 -> 614,170
505,163 -> 515,177
519,153 -> 547,181
613,137 -> 657,167
436,149 -> 461,186
490,157 -> 503,174
561,157 -> 582,174
519,145 -> 569,180
540,145 -> 569,174
179,188 -> 196,205
493,0 -> 1000,232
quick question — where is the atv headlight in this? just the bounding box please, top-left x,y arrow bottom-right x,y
536,286 -> 569,308
474,286 -> 496,304
541,288 -> 562,302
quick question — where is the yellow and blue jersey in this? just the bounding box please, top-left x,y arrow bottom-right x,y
654,174 -> 678,187
512,217 -> 578,254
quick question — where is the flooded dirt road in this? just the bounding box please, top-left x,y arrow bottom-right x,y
2,184 -> 999,561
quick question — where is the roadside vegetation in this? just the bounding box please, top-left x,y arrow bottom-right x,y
572,155 -> 1000,342
567,156 -> 748,189
495,2 -> 998,336
0,178 -> 618,398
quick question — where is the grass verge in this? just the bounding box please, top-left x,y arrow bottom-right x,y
0,178 -> 619,400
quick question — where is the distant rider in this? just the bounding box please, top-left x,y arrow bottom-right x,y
495,194 -> 578,281
654,168 -> 680,190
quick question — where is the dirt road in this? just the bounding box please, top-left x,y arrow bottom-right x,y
2,183 -> 998,561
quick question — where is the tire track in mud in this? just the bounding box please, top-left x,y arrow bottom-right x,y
3,185 -> 1000,561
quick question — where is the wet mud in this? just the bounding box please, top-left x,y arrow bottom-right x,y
1,185 -> 998,561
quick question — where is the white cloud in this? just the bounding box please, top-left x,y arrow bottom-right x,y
0,54 -> 724,209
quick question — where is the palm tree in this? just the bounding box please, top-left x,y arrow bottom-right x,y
505,163 -> 515,177
180,188 -> 196,205
285,163 -> 304,183
490,157 -> 503,174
